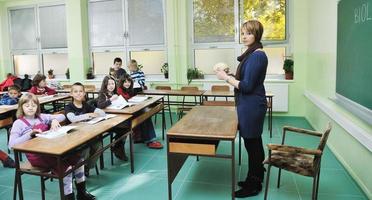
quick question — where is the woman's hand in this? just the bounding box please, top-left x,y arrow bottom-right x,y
110,95 -> 118,101
50,119 -> 61,130
215,69 -> 229,81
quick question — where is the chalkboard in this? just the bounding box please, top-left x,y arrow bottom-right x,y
337,0 -> 372,111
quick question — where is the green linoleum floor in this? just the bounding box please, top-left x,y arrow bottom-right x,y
0,114 -> 368,200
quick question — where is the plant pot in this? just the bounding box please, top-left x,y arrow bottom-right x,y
164,72 -> 168,79
66,74 -> 70,79
285,71 -> 293,80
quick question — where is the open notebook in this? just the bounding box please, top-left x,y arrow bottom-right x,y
128,95 -> 149,103
107,96 -> 134,110
85,114 -> 117,125
36,125 -> 77,139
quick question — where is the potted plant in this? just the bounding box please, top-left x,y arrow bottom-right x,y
283,59 -> 294,80
161,63 -> 169,79
65,68 -> 70,79
47,69 -> 55,79
187,67 -> 204,84
86,67 -> 95,79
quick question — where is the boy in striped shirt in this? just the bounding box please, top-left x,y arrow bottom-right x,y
128,59 -> 146,94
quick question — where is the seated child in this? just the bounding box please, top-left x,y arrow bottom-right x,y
128,59 -> 146,94
65,82 -> 105,176
0,150 -> 15,168
96,76 -> 128,161
29,74 -> 56,95
112,57 -> 127,80
8,93 -> 95,200
117,74 -> 163,149
0,85 -> 21,105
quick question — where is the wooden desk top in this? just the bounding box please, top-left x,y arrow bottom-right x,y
56,89 -> 100,94
167,106 -> 237,139
142,89 -> 205,96
203,90 -> 234,97
103,95 -> 163,114
12,114 -> 131,155
0,94 -> 70,114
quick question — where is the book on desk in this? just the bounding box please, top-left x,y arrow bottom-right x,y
36,125 -> 77,139
107,96 -> 134,110
85,114 -> 117,124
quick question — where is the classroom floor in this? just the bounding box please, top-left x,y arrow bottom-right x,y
0,115 -> 368,200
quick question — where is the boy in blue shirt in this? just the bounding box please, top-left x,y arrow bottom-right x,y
0,85 -> 21,105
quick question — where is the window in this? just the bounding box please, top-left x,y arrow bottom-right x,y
8,4 -> 68,77
89,0 -> 166,76
91,51 -> 126,75
191,0 -> 288,76
13,55 -> 39,76
130,50 -> 166,74
193,0 -> 235,43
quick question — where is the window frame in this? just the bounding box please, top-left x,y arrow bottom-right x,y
88,0 -> 168,78
8,1 -> 68,78
189,0 -> 291,77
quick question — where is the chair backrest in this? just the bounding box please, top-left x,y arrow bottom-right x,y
180,86 -> 198,91
202,100 -> 235,106
63,84 -> 72,90
85,85 -> 96,91
317,122 -> 332,152
211,85 -> 230,92
155,85 -> 171,90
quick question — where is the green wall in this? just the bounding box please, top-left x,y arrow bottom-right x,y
297,0 -> 372,198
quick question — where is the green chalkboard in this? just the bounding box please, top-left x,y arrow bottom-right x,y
337,0 -> 372,110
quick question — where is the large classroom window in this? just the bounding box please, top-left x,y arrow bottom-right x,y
88,0 -> 166,77
191,0 -> 288,77
9,3 -> 68,78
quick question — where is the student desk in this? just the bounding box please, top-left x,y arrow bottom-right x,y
56,88 -> 100,99
166,106 -> 238,200
203,90 -> 274,137
12,114 -> 132,200
141,89 -> 205,106
0,94 -> 70,115
103,95 -> 165,133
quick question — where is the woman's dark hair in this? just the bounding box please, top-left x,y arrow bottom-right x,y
236,20 -> 264,80
118,74 -> 135,96
99,76 -> 117,96
31,74 -> 46,86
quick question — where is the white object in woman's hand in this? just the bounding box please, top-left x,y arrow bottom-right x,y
213,62 -> 230,73
215,69 -> 229,81
50,119 -> 61,131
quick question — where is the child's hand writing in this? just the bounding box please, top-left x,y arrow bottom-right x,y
50,119 -> 61,131
110,95 -> 118,101
30,129 -> 42,137
87,113 -> 99,119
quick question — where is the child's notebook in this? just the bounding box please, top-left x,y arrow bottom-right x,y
86,114 -> 117,125
36,125 -> 77,139
107,96 -> 134,110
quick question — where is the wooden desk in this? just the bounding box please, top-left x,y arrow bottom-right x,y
104,95 -> 166,138
203,90 -> 234,99
12,114 -> 132,200
141,89 -> 205,106
167,106 -> 238,200
0,94 -> 70,114
56,88 -> 100,99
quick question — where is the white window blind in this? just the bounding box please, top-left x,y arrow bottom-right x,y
9,8 -> 38,50
39,4 -> 67,49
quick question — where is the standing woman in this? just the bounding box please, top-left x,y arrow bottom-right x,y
215,20 -> 268,198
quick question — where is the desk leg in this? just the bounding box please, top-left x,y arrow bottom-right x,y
232,140 -> 236,200
238,133 -> 241,166
129,130 -> 134,173
162,99 -> 165,140
13,151 -> 23,200
56,157 -> 65,200
270,98 -> 273,138
167,94 -> 173,125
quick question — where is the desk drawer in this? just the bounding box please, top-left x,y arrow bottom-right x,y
169,138 -> 219,156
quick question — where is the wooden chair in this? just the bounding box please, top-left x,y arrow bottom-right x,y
62,84 -> 72,90
264,123 -> 332,200
266,95 -> 273,138
0,116 -> 13,153
211,85 -> 230,101
177,86 -> 199,119
154,86 -> 173,126
85,85 -> 97,100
